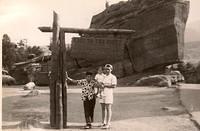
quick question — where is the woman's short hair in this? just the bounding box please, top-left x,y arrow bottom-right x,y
104,64 -> 113,71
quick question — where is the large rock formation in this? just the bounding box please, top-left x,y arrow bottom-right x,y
70,37 -> 132,78
71,0 -> 189,79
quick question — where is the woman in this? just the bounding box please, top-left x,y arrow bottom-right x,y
66,72 -> 97,129
100,64 -> 117,129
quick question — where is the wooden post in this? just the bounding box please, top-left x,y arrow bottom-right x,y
59,30 -> 67,128
50,11 -> 61,128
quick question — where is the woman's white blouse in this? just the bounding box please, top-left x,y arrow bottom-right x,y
103,73 -> 117,96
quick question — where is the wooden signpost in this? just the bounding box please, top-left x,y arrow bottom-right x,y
39,11 -> 135,129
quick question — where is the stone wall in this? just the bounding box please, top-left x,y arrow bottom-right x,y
71,37 -> 127,64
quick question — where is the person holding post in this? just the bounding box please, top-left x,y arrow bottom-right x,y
100,64 -> 117,129
66,71 -> 97,129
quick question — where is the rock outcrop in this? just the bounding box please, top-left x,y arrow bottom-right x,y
90,0 -> 189,71
70,0 -> 189,78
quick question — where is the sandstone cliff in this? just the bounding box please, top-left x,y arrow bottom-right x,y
70,0 -> 189,78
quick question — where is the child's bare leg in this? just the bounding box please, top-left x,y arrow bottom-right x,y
99,88 -> 104,98
96,88 -> 100,97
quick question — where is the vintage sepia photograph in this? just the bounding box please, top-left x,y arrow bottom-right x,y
1,0 -> 200,130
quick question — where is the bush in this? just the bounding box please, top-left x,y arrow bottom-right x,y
2,75 -> 16,85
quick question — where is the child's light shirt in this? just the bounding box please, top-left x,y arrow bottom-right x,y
95,73 -> 105,95
95,73 -> 105,83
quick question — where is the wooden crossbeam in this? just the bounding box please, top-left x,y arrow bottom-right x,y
38,26 -> 135,34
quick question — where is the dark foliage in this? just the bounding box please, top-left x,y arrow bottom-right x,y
2,34 -> 43,72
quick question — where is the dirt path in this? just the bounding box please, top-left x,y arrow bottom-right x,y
2,85 -> 199,131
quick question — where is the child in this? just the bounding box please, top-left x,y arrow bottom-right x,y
94,67 -> 105,98
66,71 -> 97,129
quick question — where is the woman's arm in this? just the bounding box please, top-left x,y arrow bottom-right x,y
104,76 -> 117,88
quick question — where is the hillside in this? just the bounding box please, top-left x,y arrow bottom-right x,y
184,41 -> 200,62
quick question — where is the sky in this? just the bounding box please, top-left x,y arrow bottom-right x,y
0,0 -> 200,46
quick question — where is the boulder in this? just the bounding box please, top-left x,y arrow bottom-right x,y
135,75 -> 172,87
177,62 -> 200,84
165,70 -> 185,84
23,82 -> 36,90
2,75 -> 16,85
170,71 -> 184,82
